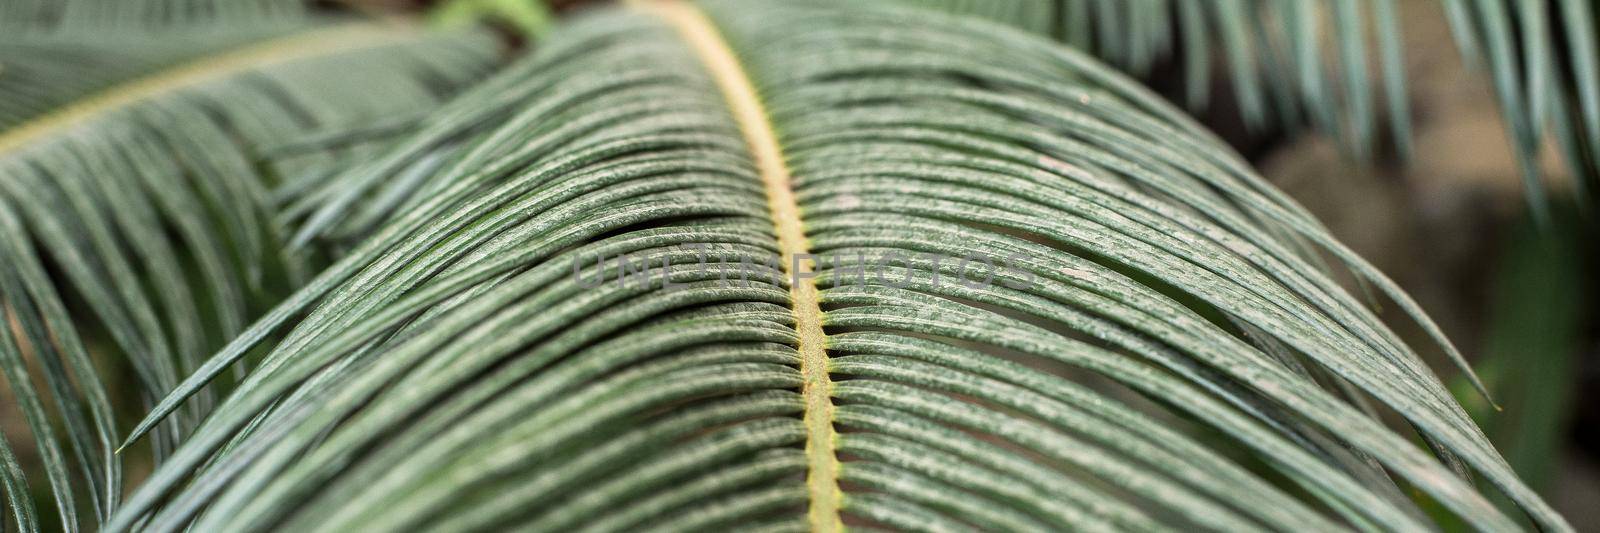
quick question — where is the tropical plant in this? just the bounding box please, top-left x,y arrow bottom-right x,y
889,0 -> 1414,164
1444,0 -> 1599,217
0,2 -> 501,529
0,0 -> 1579,531
890,0 -> 1600,219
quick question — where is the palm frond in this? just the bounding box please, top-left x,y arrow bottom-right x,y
0,23 -> 499,531
0,0 -> 321,132
0,26 -> 313,131
1443,0 -> 1600,218
0,0 -> 309,31
879,0 -> 1413,163
106,1 -> 1565,531
901,0 -> 1600,215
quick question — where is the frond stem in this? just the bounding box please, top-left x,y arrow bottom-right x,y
634,1 -> 842,530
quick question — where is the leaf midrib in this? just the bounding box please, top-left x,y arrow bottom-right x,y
632,1 -> 842,530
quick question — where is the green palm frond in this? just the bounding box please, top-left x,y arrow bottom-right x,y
0,26 -> 316,130
0,0 -> 309,31
898,0 -> 1600,216
0,0 -> 323,132
87,1 -> 1565,531
0,22 -> 499,531
1443,0 -> 1599,218
880,0 -> 1413,163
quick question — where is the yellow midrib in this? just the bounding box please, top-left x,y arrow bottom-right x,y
0,24 -> 416,156
632,1 -> 842,530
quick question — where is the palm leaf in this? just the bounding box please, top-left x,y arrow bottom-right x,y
901,0 -> 1600,215
0,0 -> 319,132
101,1 -> 1565,531
0,0 -> 309,31
877,0 -> 1414,164
0,26 -> 314,131
0,21 -> 500,531
1443,0 -> 1600,218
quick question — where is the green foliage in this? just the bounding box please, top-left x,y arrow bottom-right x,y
1461,208 -> 1590,494
0,0 -> 308,31
0,4 -> 500,529
0,0 -> 1576,531
894,0 -> 1600,217
433,0 -> 556,38
884,0 -> 1414,163
1443,0 -> 1600,218
0,27 -> 293,130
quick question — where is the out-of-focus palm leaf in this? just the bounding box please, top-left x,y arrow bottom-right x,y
0,0 -> 319,132
106,1 -> 1565,531
0,0 -> 308,31
1459,208 -> 1589,494
878,0 -> 1413,164
1443,0 -> 1599,218
433,0 -> 557,39
0,20 -> 500,531
0,26 -> 312,131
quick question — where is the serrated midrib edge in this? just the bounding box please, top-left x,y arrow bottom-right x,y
630,1 -> 843,530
